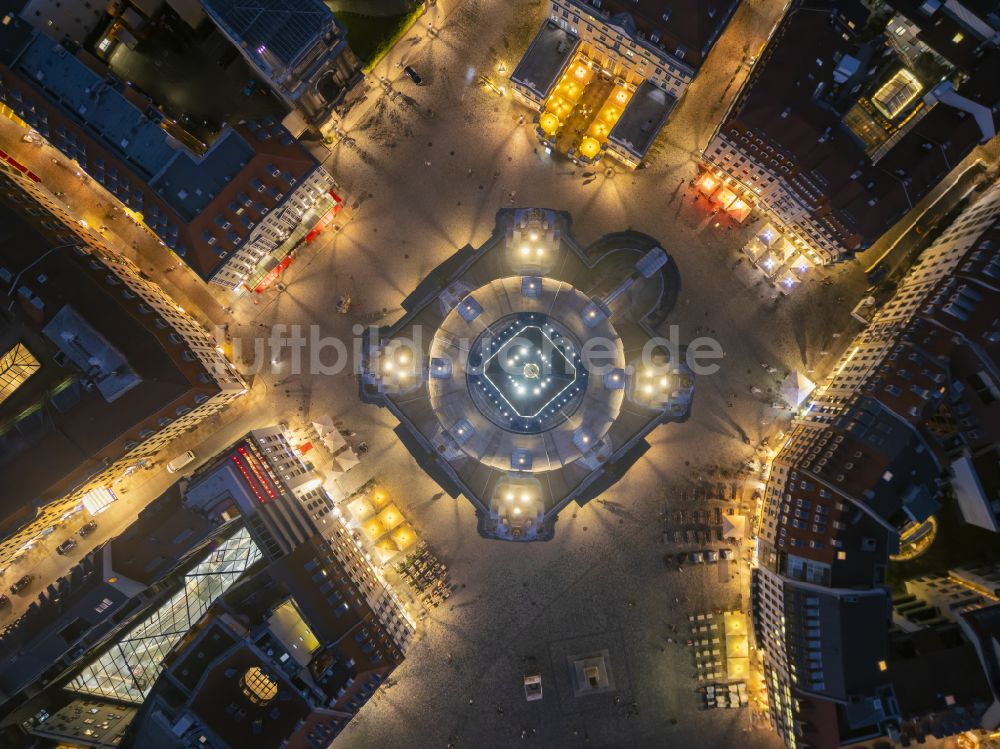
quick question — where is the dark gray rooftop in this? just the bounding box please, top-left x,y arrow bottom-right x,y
510,21 -> 579,100
42,306 -> 140,403
608,80 -> 675,159
15,35 -> 176,178
201,0 -> 332,70
151,129 -> 256,220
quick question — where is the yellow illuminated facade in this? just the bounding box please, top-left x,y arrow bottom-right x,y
538,53 -> 634,163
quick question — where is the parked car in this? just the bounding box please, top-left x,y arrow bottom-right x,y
705,550 -> 720,563
0,594 -> 9,608
687,551 -> 705,564
9,575 -> 32,595
56,538 -> 77,555
166,450 -> 196,473
78,520 -> 98,537
720,549 -> 736,561
403,65 -> 423,85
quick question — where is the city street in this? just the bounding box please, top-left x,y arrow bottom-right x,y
2,0 -> 992,746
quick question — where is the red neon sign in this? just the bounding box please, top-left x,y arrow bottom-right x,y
231,445 -> 279,503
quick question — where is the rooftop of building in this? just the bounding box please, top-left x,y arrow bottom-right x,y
14,34 -> 177,177
573,0 -> 739,69
886,624 -> 994,722
960,603 -> 1000,696
187,632 -> 315,748
891,0 -> 1000,66
720,0 -> 1000,250
607,79 -> 675,158
127,530 -> 401,747
28,697 -> 137,746
510,20 -> 578,100
201,0 -> 335,71
361,209 -> 693,540
787,586 -> 890,701
0,192 -> 217,526
107,482 -> 223,585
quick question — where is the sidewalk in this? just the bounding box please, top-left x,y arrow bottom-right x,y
0,117 -> 232,332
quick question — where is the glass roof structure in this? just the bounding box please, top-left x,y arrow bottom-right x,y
0,343 -> 40,405
872,69 -> 922,120
65,526 -> 261,704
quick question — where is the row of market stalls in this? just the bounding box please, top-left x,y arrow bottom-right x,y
743,222 -> 815,293
696,172 -> 818,294
688,609 -> 751,683
301,415 -> 361,481
346,486 -> 418,563
297,417 -> 423,565
696,172 -> 753,223
577,81 -> 633,162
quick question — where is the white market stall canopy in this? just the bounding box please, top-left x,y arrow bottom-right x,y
781,371 -> 815,408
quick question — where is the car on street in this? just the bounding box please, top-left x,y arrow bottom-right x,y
403,66 -> 423,85
687,551 -> 705,564
720,549 -> 735,561
0,594 -> 9,608
9,575 -> 32,595
78,520 -> 98,537
56,538 -> 77,555
166,450 -> 196,473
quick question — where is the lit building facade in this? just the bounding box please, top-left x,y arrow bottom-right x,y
0,153 -> 245,570
0,19 -> 346,291
752,178 -> 1000,747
